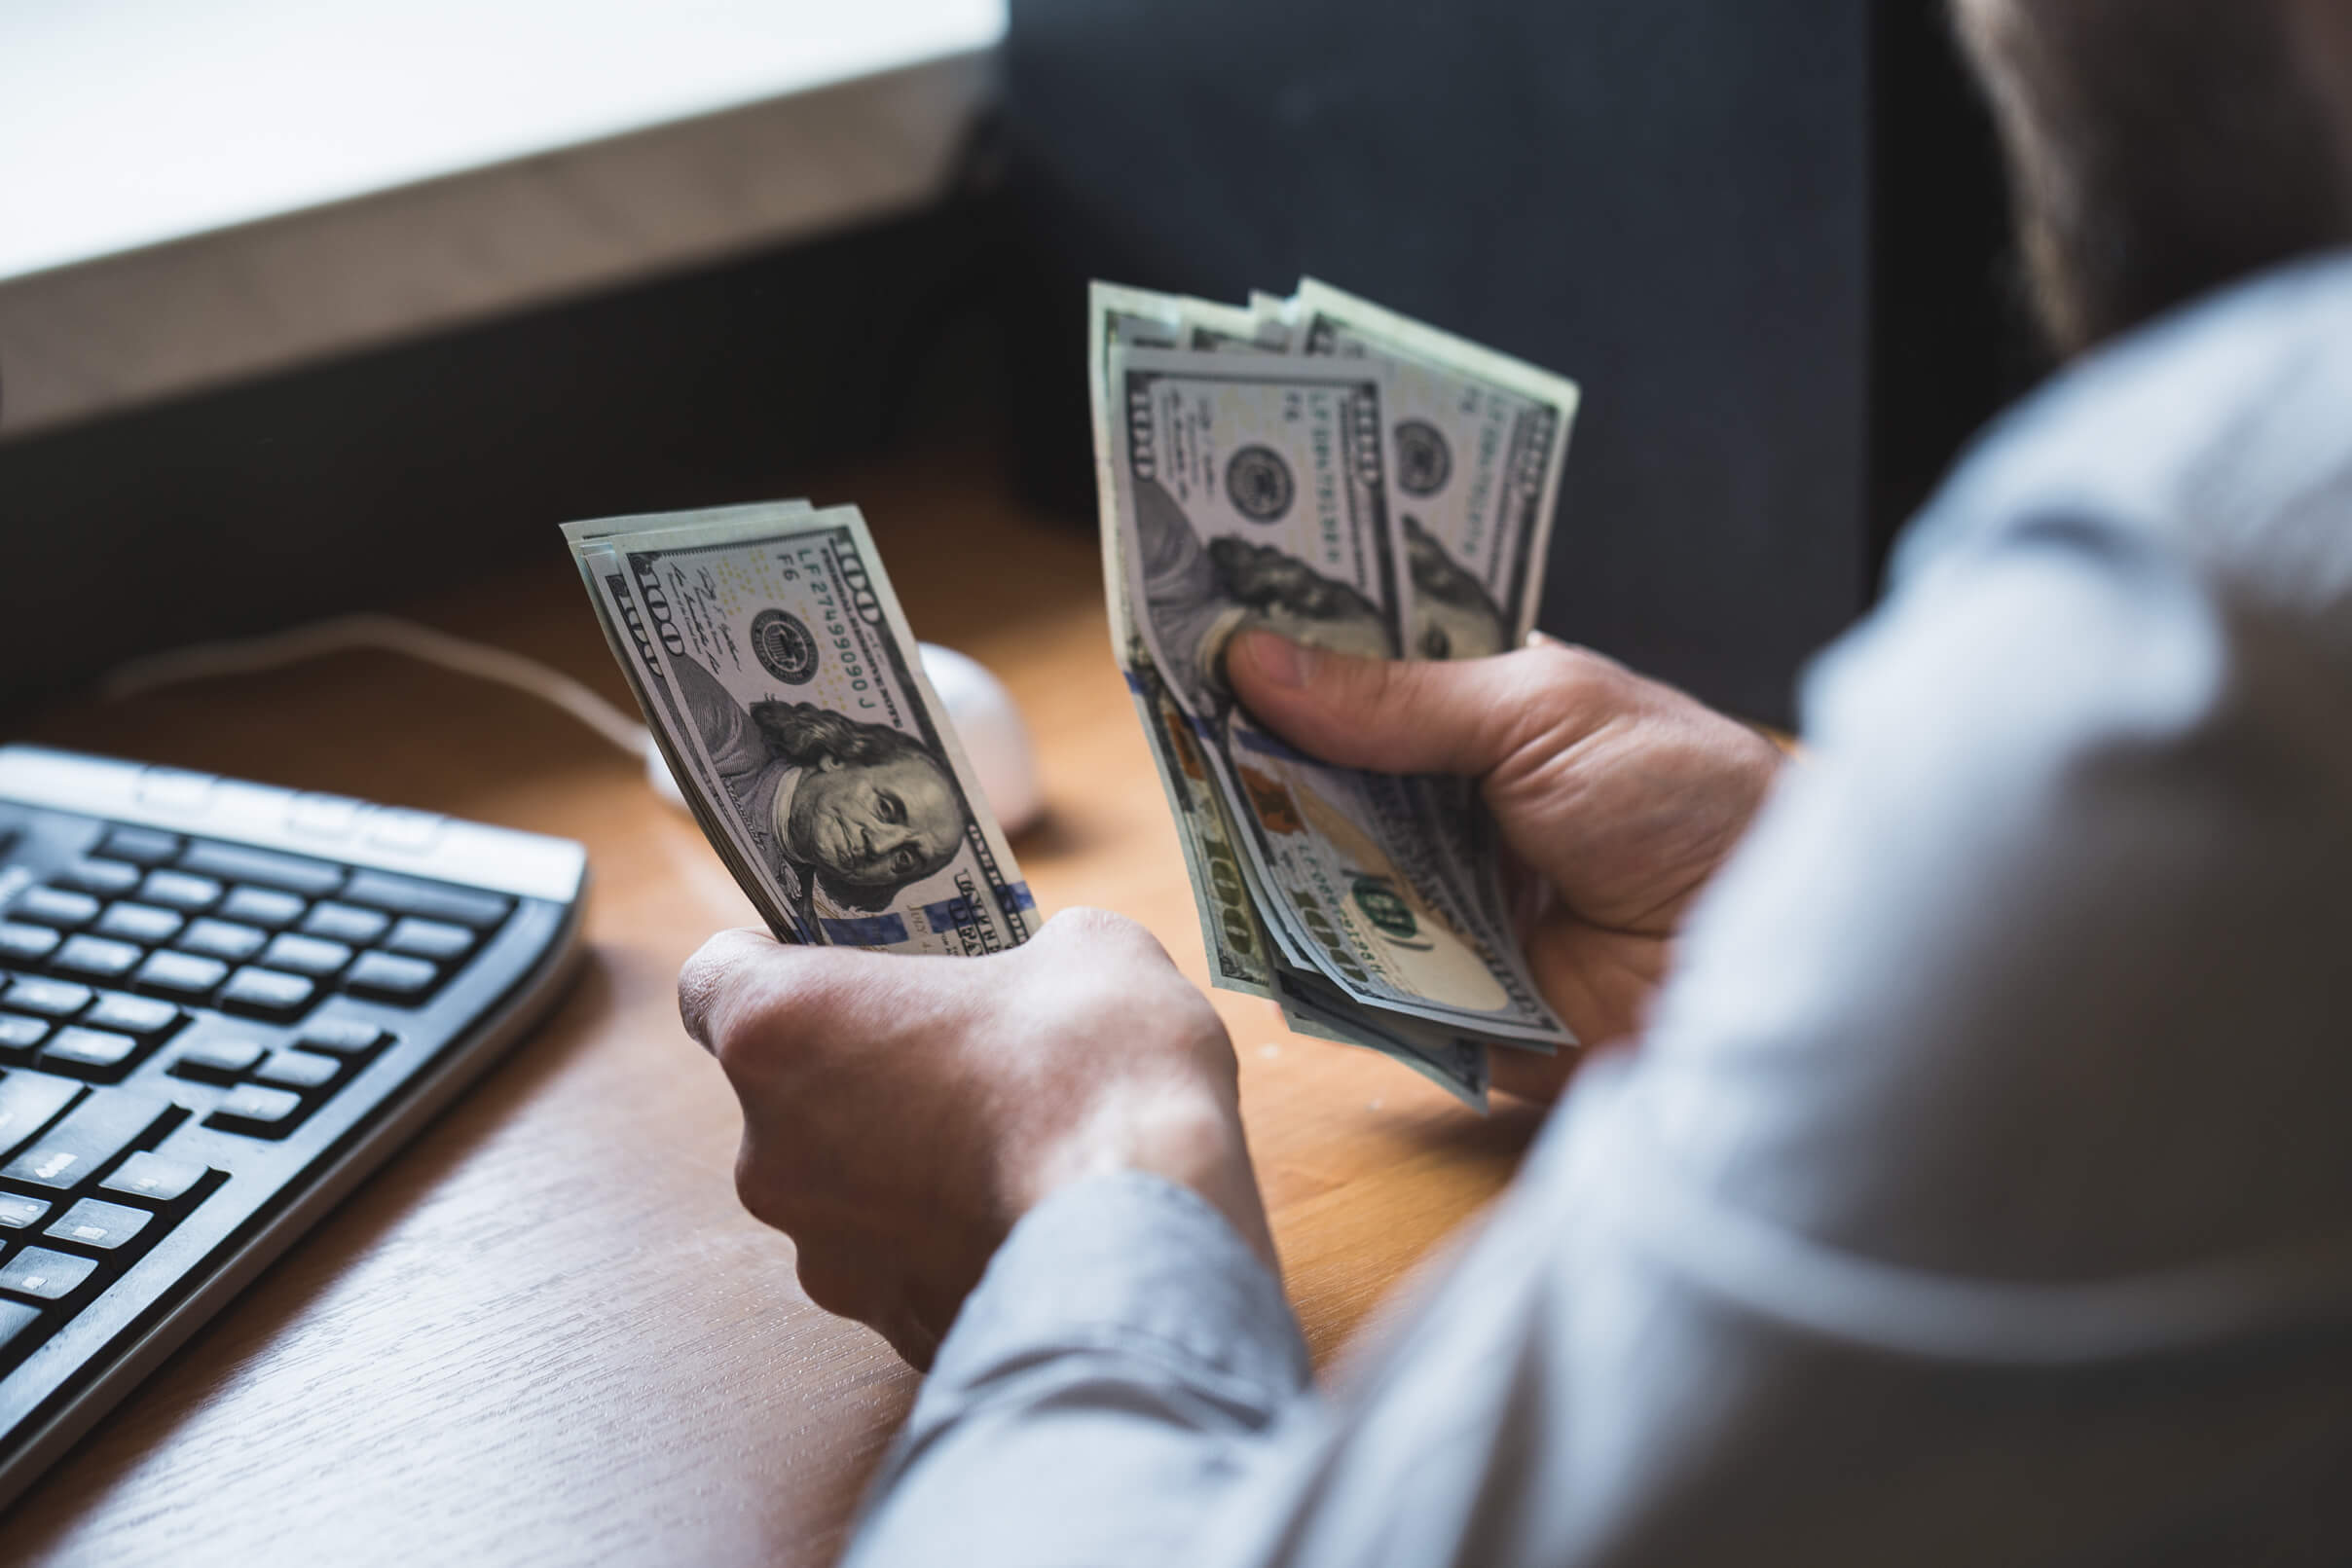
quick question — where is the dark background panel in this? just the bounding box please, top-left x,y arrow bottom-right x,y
1869,0 -> 2046,570
999,0 -> 1881,723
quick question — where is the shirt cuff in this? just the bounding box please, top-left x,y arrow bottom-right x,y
925,1170 -> 1311,1409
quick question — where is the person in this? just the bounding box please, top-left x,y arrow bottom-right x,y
670,652 -> 966,933
677,0 -> 2352,1558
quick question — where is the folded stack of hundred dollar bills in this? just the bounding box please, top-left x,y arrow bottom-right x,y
563,503 -> 1037,958
1091,279 -> 1584,1109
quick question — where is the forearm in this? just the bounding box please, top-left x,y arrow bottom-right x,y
844,1174 -> 1312,1568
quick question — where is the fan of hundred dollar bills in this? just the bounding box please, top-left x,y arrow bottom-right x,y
1090,278 -> 1584,1110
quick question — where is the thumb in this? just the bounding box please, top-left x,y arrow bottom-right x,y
1226,629 -> 1578,779
678,926 -> 802,1054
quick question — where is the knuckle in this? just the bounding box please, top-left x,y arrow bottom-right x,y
1499,643 -> 1615,750
1040,904 -> 1162,960
1519,638 -> 1606,694
680,938 -> 857,1074
1028,908 -> 1207,1032
676,928 -> 771,1049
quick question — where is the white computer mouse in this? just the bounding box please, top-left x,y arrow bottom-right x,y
644,642 -> 1044,835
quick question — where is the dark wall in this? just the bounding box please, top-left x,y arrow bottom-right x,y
1870,1 -> 2045,569
1000,0 -> 2024,725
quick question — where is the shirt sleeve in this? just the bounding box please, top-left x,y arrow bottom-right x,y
846,509 -> 2352,1567
843,1172 -> 1313,1568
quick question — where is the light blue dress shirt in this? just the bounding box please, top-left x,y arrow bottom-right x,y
846,252 -> 2352,1566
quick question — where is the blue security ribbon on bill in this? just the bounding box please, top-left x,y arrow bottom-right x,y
820,913 -> 911,946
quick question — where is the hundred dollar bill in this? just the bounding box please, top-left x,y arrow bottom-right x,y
1089,283 -> 1290,997
1272,967 -> 1490,1112
1289,276 -> 1581,655
1109,342 -> 1569,1046
1125,656 -> 1274,998
563,503 -> 1035,955
565,507 -> 814,935
1092,287 -> 1510,1072
1285,279 -> 1581,931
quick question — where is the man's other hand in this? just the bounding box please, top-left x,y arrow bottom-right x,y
678,908 -> 1273,1367
1227,631 -> 1784,1098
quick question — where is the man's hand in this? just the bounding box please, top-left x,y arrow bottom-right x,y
678,908 -> 1274,1367
1228,631 -> 1784,1098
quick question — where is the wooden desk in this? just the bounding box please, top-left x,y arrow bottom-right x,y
10,453 -> 1543,1566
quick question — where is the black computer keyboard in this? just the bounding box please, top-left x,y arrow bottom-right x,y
0,745 -> 586,1507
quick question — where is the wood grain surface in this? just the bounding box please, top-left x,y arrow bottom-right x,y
7,450 -> 1544,1566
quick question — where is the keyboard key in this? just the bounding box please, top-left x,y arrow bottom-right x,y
178,842 -> 343,898
0,1194 -> 51,1232
295,1019 -> 391,1059
287,793 -> 364,839
170,1039 -> 266,1082
51,935 -> 143,982
217,887 -> 307,930
38,1028 -> 140,1077
98,826 -> 182,866
207,1083 -> 305,1138
1,1090 -> 177,1190
136,768 -> 215,812
299,901 -> 390,946
132,950 -> 229,1000
340,871 -> 510,930
0,923 -> 61,966
0,1015 -> 51,1054
56,858 -> 143,897
344,951 -> 438,1003
85,993 -> 185,1040
0,1073 -> 81,1156
44,1197 -> 154,1254
4,978 -> 92,1019
15,888 -> 99,930
366,809 -> 444,852
176,918 -> 267,963
99,1151 -> 213,1209
95,902 -> 184,945
138,870 -> 222,913
0,1247 -> 98,1302
254,1049 -> 342,1092
382,917 -> 474,963
218,966 -> 316,1021
0,1299 -> 46,1364
260,932 -> 352,978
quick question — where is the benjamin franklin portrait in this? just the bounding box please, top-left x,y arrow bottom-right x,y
672,655 -> 967,932
1133,475 -> 1393,711
1401,514 -> 1511,661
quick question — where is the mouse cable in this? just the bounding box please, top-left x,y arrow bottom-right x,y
97,613 -> 656,762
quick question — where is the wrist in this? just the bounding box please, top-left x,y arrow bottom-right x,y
1010,1082 -> 1278,1275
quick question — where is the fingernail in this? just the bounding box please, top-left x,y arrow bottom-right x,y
1243,631 -> 1318,688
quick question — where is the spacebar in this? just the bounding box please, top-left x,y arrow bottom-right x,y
177,842 -> 345,896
